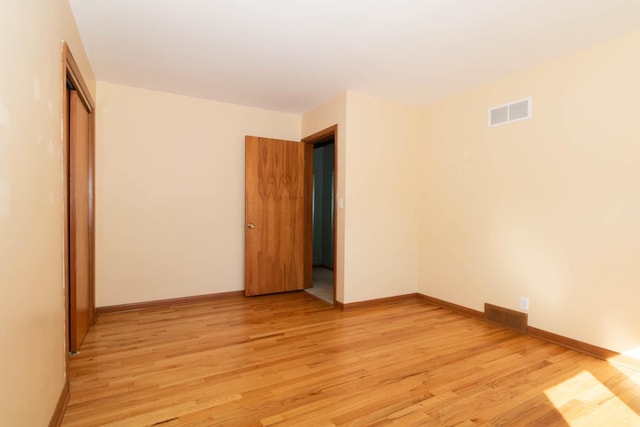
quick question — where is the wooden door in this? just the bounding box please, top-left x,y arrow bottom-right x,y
245,136 -> 312,296
69,90 -> 91,352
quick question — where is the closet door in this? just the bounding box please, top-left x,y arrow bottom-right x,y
69,90 -> 91,352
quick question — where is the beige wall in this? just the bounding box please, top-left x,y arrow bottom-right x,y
419,31 -> 640,353
302,91 -> 422,303
0,0 -> 95,425
302,92 -> 347,302
95,82 -> 300,306
344,91 -> 422,302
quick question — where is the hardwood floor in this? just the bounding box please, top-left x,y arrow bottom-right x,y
62,292 -> 640,426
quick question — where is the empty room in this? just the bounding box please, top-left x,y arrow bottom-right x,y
2,0 -> 640,425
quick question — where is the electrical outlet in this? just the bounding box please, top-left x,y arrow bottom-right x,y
520,296 -> 530,311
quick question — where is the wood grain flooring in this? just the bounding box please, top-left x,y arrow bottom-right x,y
62,292 -> 640,426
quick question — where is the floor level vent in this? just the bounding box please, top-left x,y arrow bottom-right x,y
485,303 -> 528,334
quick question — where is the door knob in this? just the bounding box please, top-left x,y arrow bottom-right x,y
247,223 -> 255,229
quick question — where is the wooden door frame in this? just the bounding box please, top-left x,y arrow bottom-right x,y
62,41 -> 96,365
302,125 -> 338,305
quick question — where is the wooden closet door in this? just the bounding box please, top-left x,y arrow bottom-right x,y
69,90 -> 91,352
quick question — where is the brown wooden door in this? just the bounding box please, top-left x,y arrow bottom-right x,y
69,90 -> 91,352
245,136 -> 312,296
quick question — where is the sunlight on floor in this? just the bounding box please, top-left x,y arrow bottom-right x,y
609,348 -> 640,388
544,371 -> 640,426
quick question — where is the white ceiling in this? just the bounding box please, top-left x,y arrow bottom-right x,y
69,0 -> 640,114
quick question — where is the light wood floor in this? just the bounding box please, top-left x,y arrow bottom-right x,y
62,292 -> 640,426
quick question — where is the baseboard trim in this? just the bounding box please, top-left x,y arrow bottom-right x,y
416,294 -> 484,319
527,326 -> 618,360
48,381 -> 69,427
97,291 -> 245,315
417,293 -> 617,360
96,290 -> 619,361
338,293 -> 417,311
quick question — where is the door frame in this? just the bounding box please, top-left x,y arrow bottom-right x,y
62,42 -> 96,363
302,125 -> 338,305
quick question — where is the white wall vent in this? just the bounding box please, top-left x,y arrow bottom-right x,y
488,97 -> 532,127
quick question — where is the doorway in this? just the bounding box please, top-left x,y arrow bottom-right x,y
302,126 -> 337,304
243,126 -> 337,303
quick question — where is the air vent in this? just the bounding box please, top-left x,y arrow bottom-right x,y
485,303 -> 528,334
488,97 -> 532,127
